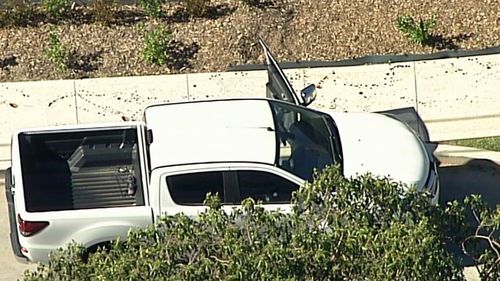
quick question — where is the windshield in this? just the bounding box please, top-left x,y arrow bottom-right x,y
269,101 -> 335,181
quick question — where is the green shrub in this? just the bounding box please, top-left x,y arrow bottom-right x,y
182,0 -> 210,17
91,0 -> 116,25
137,0 -> 164,18
396,15 -> 436,45
27,165 -> 500,280
459,195 -> 500,280
42,0 -> 72,19
0,0 -> 34,27
44,31 -> 70,72
142,27 -> 172,65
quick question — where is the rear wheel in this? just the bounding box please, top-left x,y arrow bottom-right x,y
82,241 -> 112,263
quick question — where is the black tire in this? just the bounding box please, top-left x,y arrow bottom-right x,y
82,241 -> 112,263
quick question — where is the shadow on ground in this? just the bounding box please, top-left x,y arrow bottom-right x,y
439,159 -> 500,208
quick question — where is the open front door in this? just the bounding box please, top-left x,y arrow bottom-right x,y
258,37 -> 317,106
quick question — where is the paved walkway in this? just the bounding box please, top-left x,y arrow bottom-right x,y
435,144 -> 500,165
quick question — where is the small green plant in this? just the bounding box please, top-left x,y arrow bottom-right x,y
44,31 -> 70,72
137,0 -> 164,18
91,0 -> 116,25
183,0 -> 210,17
142,27 -> 172,65
42,0 -> 72,19
396,15 -> 436,45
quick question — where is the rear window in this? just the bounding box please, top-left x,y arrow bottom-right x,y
18,128 -> 144,212
166,172 -> 223,205
237,170 -> 299,203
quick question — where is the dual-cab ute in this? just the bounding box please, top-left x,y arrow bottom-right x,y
5,40 -> 439,262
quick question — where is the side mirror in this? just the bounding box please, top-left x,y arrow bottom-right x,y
300,84 -> 317,106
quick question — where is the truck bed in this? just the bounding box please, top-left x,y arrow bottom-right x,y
17,128 -> 145,212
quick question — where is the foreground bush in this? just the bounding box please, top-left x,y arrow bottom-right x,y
24,166 -> 499,280
456,195 -> 500,280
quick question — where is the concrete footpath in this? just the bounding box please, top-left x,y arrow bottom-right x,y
1,52 -> 500,169
435,144 -> 500,166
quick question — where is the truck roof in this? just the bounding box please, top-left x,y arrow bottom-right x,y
144,99 -> 277,169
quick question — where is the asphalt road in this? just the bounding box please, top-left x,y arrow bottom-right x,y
439,158 -> 500,208
1,158 -> 499,280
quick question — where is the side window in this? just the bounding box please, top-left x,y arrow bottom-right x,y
166,172 -> 223,205
237,171 -> 299,204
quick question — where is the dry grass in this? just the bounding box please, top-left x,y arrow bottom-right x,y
0,0 -> 499,82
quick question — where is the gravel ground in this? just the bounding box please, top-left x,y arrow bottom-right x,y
0,0 -> 499,82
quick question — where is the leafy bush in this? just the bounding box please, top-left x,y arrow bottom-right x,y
91,0 -> 116,25
27,165 -> 500,280
42,0 -> 72,19
142,27 -> 172,65
182,0 -> 210,17
458,195 -> 500,280
44,31 -> 70,72
137,0 -> 165,18
0,0 -> 34,27
396,15 -> 436,45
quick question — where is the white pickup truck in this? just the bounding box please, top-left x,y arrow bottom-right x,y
6,40 -> 439,263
